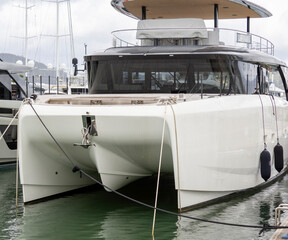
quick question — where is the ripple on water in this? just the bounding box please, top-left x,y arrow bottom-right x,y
1,168 -> 288,240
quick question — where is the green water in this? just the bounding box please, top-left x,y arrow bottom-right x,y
1,165 -> 288,240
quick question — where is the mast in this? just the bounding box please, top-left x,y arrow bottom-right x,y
67,0 -> 75,59
55,0 -> 75,78
25,0 -> 28,66
13,0 -> 35,66
42,0 -> 75,78
56,0 -> 59,78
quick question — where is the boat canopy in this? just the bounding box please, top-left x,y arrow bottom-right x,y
111,0 -> 272,20
136,18 -> 208,39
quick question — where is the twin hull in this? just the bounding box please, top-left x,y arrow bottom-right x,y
19,95 -> 288,209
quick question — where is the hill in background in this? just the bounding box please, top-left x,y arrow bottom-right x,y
0,53 -> 67,84
0,53 -> 47,69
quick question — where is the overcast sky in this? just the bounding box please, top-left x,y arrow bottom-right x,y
0,0 -> 287,71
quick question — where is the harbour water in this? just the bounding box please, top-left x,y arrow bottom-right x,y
1,165 -> 288,240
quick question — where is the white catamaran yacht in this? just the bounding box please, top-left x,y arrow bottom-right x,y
19,0 -> 288,210
0,61 -> 30,165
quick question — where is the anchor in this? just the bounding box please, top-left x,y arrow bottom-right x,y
74,115 -> 98,149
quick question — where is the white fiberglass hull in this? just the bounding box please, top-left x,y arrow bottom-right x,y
0,140 -> 16,164
19,94 -> 288,209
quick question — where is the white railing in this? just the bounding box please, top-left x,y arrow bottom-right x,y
111,28 -> 274,55
275,204 -> 288,226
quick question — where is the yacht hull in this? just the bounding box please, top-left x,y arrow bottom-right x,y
0,116 -> 18,165
19,94 -> 288,208
0,100 -> 25,165
0,139 -> 16,165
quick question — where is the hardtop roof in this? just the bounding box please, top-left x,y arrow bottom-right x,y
111,0 -> 272,20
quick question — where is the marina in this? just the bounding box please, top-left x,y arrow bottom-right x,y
18,0 -> 288,211
1,165 -> 288,239
271,205 -> 288,240
2,0 -> 288,239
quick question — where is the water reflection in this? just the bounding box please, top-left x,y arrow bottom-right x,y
1,167 -> 288,240
0,166 -> 24,240
259,202 -> 270,225
18,176 -> 178,240
176,177 -> 288,240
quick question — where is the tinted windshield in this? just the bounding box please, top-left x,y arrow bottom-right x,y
87,55 -> 286,96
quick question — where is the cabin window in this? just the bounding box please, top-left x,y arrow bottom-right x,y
89,61 -> 102,91
0,73 -> 12,100
257,65 -> 286,97
88,56 -> 287,96
88,57 -> 247,94
237,62 -> 258,94
266,67 -> 285,97
132,72 -> 145,84
281,66 -> 288,84
0,72 -> 12,114
237,62 -> 286,97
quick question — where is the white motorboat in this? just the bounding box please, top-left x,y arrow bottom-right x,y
0,61 -> 30,165
19,0 -> 288,210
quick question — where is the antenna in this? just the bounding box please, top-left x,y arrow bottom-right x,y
25,0 -> 28,65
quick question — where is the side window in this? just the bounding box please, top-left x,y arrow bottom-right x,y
151,72 -> 186,91
261,68 -> 270,94
193,72 -> 222,94
237,61 -> 258,94
280,66 -> 288,99
267,67 -> 286,98
0,81 -> 12,114
132,72 -> 145,84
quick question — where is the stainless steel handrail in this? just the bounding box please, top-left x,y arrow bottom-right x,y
111,27 -> 274,55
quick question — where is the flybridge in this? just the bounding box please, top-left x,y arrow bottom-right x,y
109,0 -> 274,55
111,18 -> 274,55
110,0 -> 274,54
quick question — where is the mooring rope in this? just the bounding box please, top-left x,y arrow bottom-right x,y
0,108 -> 20,141
258,94 -> 267,149
26,99 -> 76,167
81,127 -> 91,145
15,138 -> 19,216
0,102 -> 23,214
269,94 -> 280,142
152,102 -> 167,237
14,104 -> 24,215
25,99 -> 288,236
168,103 -> 182,211
2,100 -> 27,214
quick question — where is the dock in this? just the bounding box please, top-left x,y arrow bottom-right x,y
270,219 -> 288,239
270,204 -> 288,240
